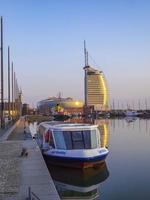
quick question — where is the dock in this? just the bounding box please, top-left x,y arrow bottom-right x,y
0,118 -> 60,200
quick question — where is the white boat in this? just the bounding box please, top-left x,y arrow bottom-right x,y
36,121 -> 109,169
124,110 -> 138,117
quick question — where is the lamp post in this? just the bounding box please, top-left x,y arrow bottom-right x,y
1,17 -> 4,128
8,46 -> 11,118
12,62 -> 14,120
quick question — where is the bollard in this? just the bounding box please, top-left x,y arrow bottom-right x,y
28,187 -> 31,200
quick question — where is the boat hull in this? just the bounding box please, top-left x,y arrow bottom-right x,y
44,152 -> 108,169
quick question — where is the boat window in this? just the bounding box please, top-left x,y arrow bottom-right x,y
72,131 -> 82,141
49,130 -> 55,148
91,130 -> 97,148
54,131 -> 66,150
72,131 -> 84,149
44,131 -> 49,143
83,130 -> 91,149
63,130 -> 98,150
63,131 -> 72,149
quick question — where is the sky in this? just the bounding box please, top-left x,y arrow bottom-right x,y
1,0 -> 150,109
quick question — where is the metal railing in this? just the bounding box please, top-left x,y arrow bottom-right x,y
26,187 -> 41,200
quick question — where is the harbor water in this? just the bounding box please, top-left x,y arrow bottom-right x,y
46,118 -> 150,200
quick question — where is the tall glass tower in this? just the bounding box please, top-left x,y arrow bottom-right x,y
83,65 -> 109,111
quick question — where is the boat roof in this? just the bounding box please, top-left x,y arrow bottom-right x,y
39,121 -> 98,131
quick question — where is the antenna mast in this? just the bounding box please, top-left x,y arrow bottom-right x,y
86,51 -> 89,66
84,40 -> 87,66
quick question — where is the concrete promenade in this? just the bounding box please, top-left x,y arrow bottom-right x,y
0,118 -> 60,200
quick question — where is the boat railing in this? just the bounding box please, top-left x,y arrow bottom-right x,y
26,187 -> 41,200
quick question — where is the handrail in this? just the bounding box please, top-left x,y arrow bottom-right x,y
27,187 -> 41,200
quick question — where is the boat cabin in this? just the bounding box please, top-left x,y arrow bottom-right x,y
37,122 -> 101,150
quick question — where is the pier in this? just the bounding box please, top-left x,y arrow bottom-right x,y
0,117 -> 60,200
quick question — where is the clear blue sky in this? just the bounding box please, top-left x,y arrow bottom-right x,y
1,0 -> 150,109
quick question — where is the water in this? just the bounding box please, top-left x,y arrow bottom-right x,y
46,118 -> 150,200
100,119 -> 150,200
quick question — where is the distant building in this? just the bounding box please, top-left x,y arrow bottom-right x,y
0,90 -> 22,118
37,97 -> 84,115
22,103 -> 30,115
83,65 -> 109,111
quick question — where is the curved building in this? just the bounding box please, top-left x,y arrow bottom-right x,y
37,97 -> 83,115
83,65 -> 109,111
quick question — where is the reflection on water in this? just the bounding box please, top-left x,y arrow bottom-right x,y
47,162 -> 109,200
94,119 -> 109,148
125,116 -> 137,123
103,118 -> 150,200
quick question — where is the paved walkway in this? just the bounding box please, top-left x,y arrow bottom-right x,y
18,140 -> 60,200
0,141 -> 22,200
0,118 -> 60,200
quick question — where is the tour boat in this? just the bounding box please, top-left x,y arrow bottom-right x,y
36,121 -> 109,168
124,110 -> 138,117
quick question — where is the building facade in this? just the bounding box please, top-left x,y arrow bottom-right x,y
83,66 -> 109,111
37,97 -> 84,115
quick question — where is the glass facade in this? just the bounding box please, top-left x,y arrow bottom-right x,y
84,66 -> 109,111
